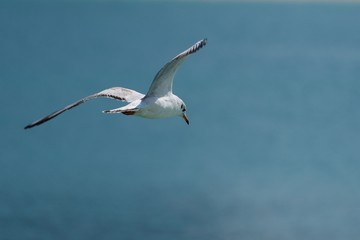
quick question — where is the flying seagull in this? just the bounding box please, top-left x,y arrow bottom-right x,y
24,38 -> 207,129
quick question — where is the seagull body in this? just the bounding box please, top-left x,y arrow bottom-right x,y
24,38 -> 207,129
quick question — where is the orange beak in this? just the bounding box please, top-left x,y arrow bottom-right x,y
182,113 -> 189,125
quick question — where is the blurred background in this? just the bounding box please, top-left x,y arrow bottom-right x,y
1,1 -> 360,239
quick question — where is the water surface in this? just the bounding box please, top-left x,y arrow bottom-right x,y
1,2 -> 360,239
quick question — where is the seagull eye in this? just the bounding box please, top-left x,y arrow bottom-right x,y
181,104 -> 186,112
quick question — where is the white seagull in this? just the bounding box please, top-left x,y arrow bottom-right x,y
24,38 -> 207,129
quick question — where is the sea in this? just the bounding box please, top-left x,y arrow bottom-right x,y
1,1 -> 360,239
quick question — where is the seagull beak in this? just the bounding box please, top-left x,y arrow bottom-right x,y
182,113 -> 189,125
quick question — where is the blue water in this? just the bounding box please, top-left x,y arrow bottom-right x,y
1,2 -> 360,239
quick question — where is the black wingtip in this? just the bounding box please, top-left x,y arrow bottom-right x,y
188,38 -> 208,55
197,38 -> 207,49
24,123 -> 35,129
201,38 -> 207,46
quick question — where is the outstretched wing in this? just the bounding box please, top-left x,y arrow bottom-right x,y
145,38 -> 207,97
24,87 -> 144,129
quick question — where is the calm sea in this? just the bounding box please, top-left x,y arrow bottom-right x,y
1,1 -> 360,239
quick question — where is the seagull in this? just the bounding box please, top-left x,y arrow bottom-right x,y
24,38 -> 207,129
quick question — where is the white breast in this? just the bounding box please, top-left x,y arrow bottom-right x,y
135,95 -> 182,119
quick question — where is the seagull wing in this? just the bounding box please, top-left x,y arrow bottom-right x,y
145,38 -> 207,97
24,87 -> 144,129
